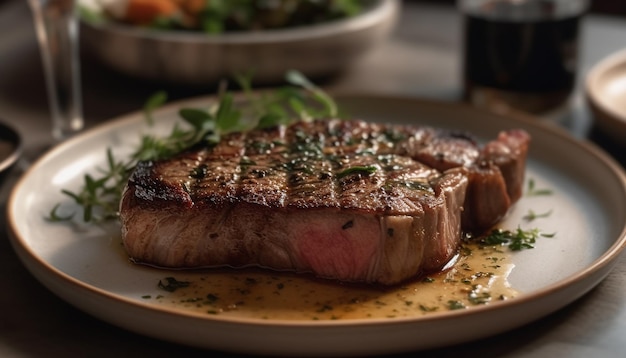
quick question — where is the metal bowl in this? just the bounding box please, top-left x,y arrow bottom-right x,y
80,0 -> 399,86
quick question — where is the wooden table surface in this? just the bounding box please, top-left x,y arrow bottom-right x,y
0,1 -> 624,357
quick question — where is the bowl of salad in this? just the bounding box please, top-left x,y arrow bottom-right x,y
79,0 -> 399,86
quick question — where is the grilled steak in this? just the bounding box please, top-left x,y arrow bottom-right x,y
120,119 -> 529,285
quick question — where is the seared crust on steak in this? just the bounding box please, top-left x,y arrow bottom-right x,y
120,119 -> 529,285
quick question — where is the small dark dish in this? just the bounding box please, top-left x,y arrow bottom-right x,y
0,121 -> 22,185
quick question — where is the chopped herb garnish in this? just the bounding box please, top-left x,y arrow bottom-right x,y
526,178 -> 553,196
478,227 -> 555,251
419,304 -> 438,312
447,300 -> 466,310
158,277 -> 191,292
468,290 -> 491,305
336,165 -> 378,179
205,293 -> 219,304
190,164 -> 209,179
523,209 -> 553,222
400,180 -> 432,191
316,304 -> 334,313
239,156 -> 256,166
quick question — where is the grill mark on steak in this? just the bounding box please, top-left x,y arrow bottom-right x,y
286,121 -> 338,209
237,125 -> 289,207
120,119 -> 529,285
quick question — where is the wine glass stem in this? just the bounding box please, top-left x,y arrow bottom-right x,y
30,0 -> 83,141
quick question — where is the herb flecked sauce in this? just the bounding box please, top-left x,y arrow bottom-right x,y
138,243 -> 517,320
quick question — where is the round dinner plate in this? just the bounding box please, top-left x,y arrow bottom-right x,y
586,47 -> 626,143
7,94 -> 626,356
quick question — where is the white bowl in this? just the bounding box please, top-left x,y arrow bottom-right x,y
80,0 -> 399,86
585,48 -> 626,143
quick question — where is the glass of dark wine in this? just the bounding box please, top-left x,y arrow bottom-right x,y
459,0 -> 589,116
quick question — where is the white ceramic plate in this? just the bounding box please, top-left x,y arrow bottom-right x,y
8,95 -> 626,356
586,47 -> 626,143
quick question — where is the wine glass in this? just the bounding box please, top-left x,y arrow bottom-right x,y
28,0 -> 83,142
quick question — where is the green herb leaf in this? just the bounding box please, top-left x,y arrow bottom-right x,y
526,178 -> 553,196
523,209 -> 552,222
144,91 -> 168,125
419,304 -> 438,312
447,300 -> 466,310
179,108 -> 214,132
48,72 -> 342,224
337,165 -> 378,179
478,227 -> 555,251
214,93 -> 242,132
45,203 -> 74,222
286,70 -> 338,118
158,277 -> 190,292
468,290 -> 491,305
257,113 -> 287,129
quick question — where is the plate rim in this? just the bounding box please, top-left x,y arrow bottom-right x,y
585,47 -> 626,139
7,94 -> 626,352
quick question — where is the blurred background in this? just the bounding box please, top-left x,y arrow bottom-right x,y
0,0 -> 624,163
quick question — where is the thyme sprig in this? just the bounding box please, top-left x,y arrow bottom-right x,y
46,71 -> 340,223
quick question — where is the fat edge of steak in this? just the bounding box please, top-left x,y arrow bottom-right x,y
119,119 -> 530,285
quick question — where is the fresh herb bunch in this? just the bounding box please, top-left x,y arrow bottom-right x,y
47,70 -> 339,223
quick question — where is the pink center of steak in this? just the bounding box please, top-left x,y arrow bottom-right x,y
291,213 -> 380,282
